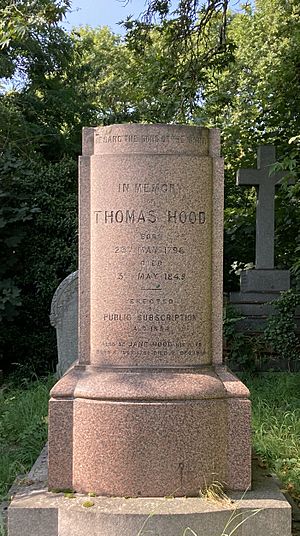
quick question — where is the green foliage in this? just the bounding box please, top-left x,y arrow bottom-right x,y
224,289 -> 300,372
0,156 -> 77,374
199,0 -> 300,284
0,0 -> 72,80
0,0 -> 79,373
265,290 -> 300,365
273,136 -> 300,279
223,305 -> 263,372
68,27 -> 138,125
248,372 -> 300,501
224,207 -> 256,291
0,0 -> 82,161
0,375 -> 55,501
0,151 -> 40,322
202,0 -> 300,143
122,3 -> 234,123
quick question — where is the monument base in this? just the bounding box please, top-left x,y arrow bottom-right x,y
229,269 -> 300,336
240,269 -> 290,293
48,365 -> 251,497
7,447 -> 292,536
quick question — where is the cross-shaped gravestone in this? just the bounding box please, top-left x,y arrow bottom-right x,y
237,145 -> 290,270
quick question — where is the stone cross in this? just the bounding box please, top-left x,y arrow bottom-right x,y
237,146 -> 287,270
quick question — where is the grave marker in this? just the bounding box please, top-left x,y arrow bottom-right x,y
237,145 -> 287,269
50,271 -> 78,376
48,124 -> 251,497
230,145 -> 292,334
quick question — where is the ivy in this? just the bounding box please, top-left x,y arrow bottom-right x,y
223,305 -> 262,372
265,290 -> 300,366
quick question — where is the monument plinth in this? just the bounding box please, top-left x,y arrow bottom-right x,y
48,124 -> 251,497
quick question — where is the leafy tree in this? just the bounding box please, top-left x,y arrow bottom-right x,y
0,155 -> 77,375
0,0 -> 76,160
0,0 -> 71,79
122,0 -> 234,122
198,0 -> 300,287
0,151 -> 38,322
0,0 -> 78,373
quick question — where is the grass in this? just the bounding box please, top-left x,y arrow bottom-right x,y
0,371 -> 299,511
0,375 -> 55,502
245,372 -> 300,503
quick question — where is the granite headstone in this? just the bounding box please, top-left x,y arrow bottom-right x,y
48,124 -> 251,497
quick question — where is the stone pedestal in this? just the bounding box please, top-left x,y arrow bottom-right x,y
7,448 -> 292,536
49,366 -> 250,496
48,124 -> 251,497
230,269 -> 292,333
240,269 -> 290,293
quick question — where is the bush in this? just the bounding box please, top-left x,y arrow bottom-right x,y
223,305 -> 263,372
0,154 -> 77,375
265,289 -> 300,367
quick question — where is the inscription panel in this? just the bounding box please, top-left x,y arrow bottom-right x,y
93,124 -> 209,156
89,143 -> 213,367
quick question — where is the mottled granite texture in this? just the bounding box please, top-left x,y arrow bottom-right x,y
49,368 -> 251,496
79,124 -> 221,368
48,124 -> 251,497
8,449 -> 292,536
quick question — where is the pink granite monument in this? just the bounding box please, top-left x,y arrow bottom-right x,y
48,124 -> 251,497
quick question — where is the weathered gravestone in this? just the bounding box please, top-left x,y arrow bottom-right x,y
230,146 -> 295,333
50,271 -> 78,376
48,124 -> 251,497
